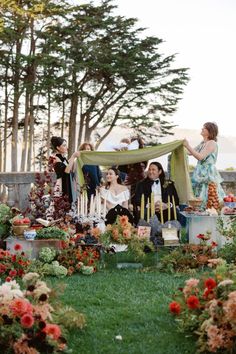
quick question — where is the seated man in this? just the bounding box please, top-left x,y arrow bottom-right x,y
134,162 -> 179,224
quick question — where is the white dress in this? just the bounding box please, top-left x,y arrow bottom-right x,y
100,188 -> 130,209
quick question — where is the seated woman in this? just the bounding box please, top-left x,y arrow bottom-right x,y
100,167 -> 130,212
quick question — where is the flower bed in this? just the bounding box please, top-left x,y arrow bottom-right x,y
169,260 -> 236,352
0,272 -> 85,353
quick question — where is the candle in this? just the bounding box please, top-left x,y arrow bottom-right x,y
81,192 -> 84,216
97,192 -> 101,218
160,199 -> 164,225
90,194 -> 94,215
140,194 -> 145,220
103,196 -> 107,217
147,198 -> 150,222
77,196 -> 80,215
172,195 -> 177,221
84,192 -> 88,216
167,195 -> 171,221
151,192 -> 155,217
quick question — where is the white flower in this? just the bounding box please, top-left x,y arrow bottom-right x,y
218,279 -> 234,287
0,280 -> 23,302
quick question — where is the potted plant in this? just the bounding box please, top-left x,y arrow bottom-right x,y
0,204 -> 12,245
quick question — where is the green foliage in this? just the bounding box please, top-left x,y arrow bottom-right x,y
218,239 -> 236,263
217,216 -> 236,239
0,204 -> 12,223
38,246 -> 57,263
36,226 -> 68,240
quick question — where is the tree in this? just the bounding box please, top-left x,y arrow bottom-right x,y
41,0 -> 189,154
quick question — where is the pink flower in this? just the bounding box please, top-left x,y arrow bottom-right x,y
20,313 -> 34,328
14,244 -> 22,251
185,278 -> 199,288
43,323 -> 61,340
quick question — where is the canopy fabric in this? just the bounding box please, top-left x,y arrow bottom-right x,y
77,140 -> 194,203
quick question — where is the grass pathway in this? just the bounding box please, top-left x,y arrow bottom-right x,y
49,266 -> 197,354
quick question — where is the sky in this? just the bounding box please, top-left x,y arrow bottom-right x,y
113,0 -> 236,138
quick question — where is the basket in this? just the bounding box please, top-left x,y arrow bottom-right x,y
188,198 -> 202,208
12,224 -> 30,237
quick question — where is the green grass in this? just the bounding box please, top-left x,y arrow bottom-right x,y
48,252 -> 198,354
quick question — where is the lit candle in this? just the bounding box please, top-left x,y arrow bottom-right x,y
172,195 -> 177,221
151,192 -> 155,217
140,194 -> 145,220
160,199 -> 164,225
167,195 -> 171,221
147,198 -> 150,222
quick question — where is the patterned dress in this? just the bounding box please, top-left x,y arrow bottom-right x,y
191,142 -> 225,207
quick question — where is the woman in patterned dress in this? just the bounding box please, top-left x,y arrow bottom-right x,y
183,122 -> 225,208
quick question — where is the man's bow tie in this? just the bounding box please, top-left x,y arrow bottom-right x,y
152,180 -> 159,185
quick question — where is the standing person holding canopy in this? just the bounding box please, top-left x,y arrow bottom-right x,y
50,136 -> 80,204
183,122 -> 225,208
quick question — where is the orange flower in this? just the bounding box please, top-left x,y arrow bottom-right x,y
119,215 -> 129,226
123,229 -> 131,239
91,227 -> 101,238
10,298 -> 33,317
43,323 -> 61,340
112,228 -> 119,240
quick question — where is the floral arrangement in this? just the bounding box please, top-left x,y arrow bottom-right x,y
0,272 -> 85,353
0,245 -> 31,281
99,215 -> 154,258
169,260 -> 236,353
36,226 -> 68,240
160,233 -> 218,273
56,245 -> 100,275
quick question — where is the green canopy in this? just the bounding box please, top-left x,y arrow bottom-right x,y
77,140 -> 193,203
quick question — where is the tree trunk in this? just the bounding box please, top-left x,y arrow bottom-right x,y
27,93 -> 34,171
68,92 -> 78,156
47,92 -> 51,159
3,68 -> 9,172
20,91 -> 30,171
11,40 -> 21,171
61,89 -> 65,138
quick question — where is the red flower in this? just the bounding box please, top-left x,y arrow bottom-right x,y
203,288 -> 215,300
43,324 -> 61,340
14,244 -> 22,251
196,234 -> 205,240
186,295 -> 200,309
169,301 -> 181,315
204,278 -> 217,290
211,241 -> 218,248
20,314 -> 34,328
5,276 -> 12,282
9,269 -> 17,277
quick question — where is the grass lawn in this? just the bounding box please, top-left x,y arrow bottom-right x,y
49,253 -> 198,354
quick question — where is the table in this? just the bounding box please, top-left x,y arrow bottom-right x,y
180,212 -> 231,249
6,237 -> 63,259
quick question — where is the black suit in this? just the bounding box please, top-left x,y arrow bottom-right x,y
134,177 -> 179,223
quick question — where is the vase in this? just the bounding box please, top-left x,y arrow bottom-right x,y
12,224 -> 30,238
